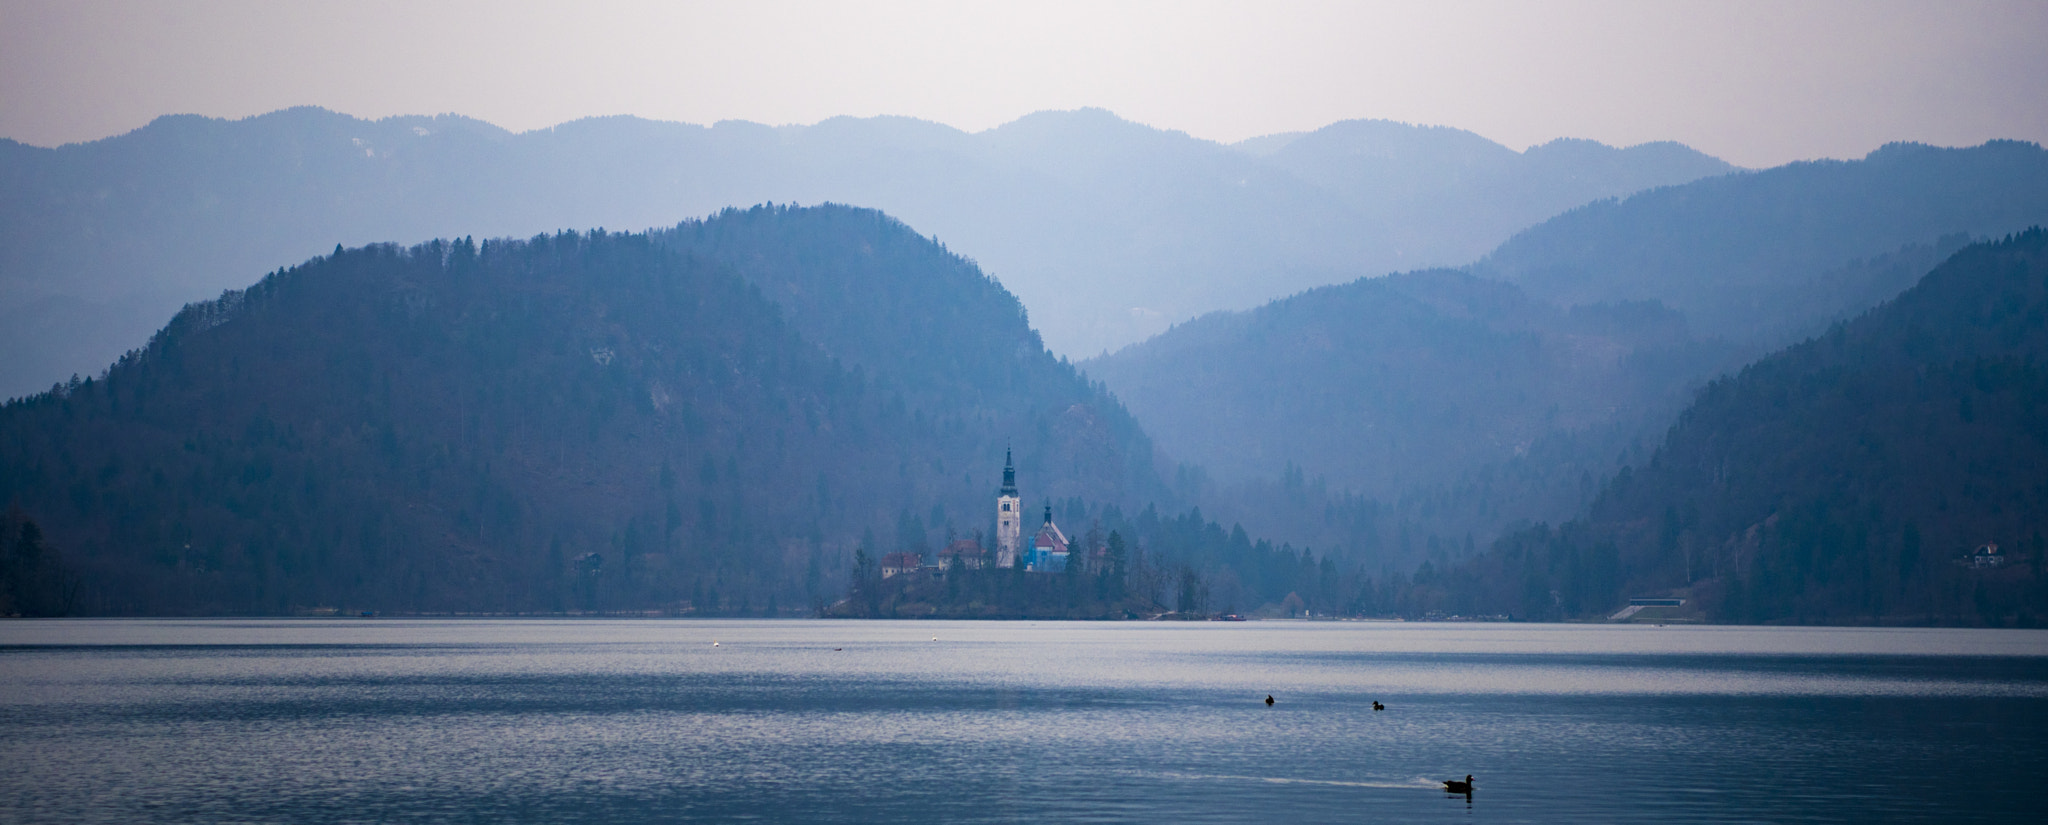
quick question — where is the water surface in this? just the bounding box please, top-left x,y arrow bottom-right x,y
2,620 -> 2043,823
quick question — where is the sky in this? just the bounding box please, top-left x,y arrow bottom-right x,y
2,0 -> 2045,168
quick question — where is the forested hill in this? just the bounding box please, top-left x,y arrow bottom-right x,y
1476,140 -> 2048,348
1443,230 -> 2048,625
0,106 -> 1732,398
652,207 -> 1162,507
1087,269 -> 1729,500
0,206 -> 1164,614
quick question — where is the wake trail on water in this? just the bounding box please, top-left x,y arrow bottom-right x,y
1141,770 -> 1444,790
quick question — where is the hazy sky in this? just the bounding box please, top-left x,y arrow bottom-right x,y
2,0 -> 2044,168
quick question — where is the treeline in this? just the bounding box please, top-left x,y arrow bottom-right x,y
0,510 -> 77,616
833,499 -> 1412,619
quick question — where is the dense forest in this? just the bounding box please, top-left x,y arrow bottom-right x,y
650,206 -> 1164,507
0,206 -> 1175,615
1426,230 -> 2048,624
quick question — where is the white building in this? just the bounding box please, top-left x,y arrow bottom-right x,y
994,449 -> 1022,568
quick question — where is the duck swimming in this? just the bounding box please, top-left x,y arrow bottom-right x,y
1442,775 -> 1474,794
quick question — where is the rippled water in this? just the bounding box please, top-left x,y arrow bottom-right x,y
2,620 -> 2044,823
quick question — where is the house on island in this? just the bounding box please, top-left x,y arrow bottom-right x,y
880,552 -> 923,578
939,538 -> 989,570
1972,543 -> 2005,568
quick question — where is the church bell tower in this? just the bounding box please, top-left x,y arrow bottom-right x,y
995,448 -> 1021,568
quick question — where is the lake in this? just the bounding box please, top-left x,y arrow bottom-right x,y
1,620 -> 2044,823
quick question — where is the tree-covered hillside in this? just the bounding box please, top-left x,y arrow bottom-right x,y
653,206 -> 1163,506
1088,269 -> 1729,500
1088,140 -> 2048,567
0,206 -> 1164,614
1441,230 -> 2048,625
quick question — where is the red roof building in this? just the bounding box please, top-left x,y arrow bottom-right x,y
880,552 -> 923,578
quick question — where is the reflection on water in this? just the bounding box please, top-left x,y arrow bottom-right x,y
1,620 -> 2044,823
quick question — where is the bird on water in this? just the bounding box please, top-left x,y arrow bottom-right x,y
1372,701 -> 1385,711
1265,695 -> 1275,706
1442,775 -> 1474,794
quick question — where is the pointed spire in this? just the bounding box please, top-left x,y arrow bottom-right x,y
1043,503 -> 1053,525
999,446 -> 1018,497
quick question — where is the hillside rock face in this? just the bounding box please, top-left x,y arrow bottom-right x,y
0,205 -> 1163,614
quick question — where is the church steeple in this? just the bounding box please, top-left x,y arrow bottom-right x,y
994,447 -> 1022,569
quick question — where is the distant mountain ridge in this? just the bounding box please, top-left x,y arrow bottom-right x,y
1254,120 -> 1732,270
1476,140 -> 2048,347
0,106 -> 1733,399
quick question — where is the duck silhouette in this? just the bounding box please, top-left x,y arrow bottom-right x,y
1265,695 -> 1275,706
1372,701 -> 1385,711
1442,775 -> 1474,794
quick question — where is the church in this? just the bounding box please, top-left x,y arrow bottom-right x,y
993,449 -> 1070,573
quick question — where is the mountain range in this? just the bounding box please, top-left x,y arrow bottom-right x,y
6,104 -> 2046,624
1089,140 -> 2048,561
0,106 -> 1732,399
